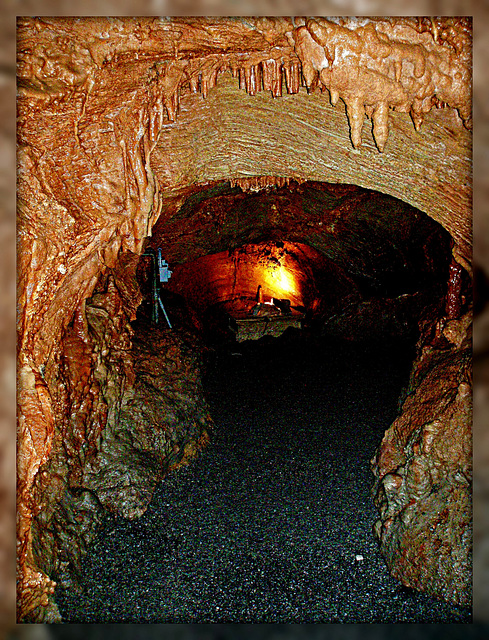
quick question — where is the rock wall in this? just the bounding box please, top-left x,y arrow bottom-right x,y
17,252 -> 141,621
24,258 -> 212,622
80,320 -> 211,522
371,308 -> 472,606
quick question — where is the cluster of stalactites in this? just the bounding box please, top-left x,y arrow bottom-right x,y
152,52 -> 305,123
293,18 -> 471,151
230,175 -> 304,192
155,18 -> 471,152
17,16 -> 472,154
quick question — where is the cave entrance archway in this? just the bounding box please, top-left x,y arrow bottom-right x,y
53,178 -> 471,623
47,178 -> 468,622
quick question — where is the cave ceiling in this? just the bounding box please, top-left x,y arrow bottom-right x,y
17,16 -> 472,273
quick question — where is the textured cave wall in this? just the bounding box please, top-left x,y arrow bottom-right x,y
17,247 -> 142,619
16,16 -> 472,621
22,247 -> 212,623
25,255 -> 140,619
371,309 -> 472,606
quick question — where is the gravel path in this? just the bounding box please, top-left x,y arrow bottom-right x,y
56,333 -> 472,623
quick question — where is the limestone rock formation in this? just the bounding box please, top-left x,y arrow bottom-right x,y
371,311 -> 472,606
16,16 -> 472,621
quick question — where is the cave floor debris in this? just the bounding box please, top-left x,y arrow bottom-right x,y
56,332 -> 472,623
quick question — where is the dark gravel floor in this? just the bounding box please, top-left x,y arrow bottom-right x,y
56,331 -> 472,623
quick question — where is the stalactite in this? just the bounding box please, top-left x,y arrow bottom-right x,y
164,90 -> 179,122
238,66 -> 247,92
230,175 -> 303,191
201,63 -> 221,98
372,101 -> 390,152
244,65 -> 256,95
345,96 -> 365,149
299,59 -> 317,90
158,59 -> 187,121
261,59 -> 273,92
284,61 -> 300,94
410,108 -> 424,132
201,75 -> 209,98
260,58 -> 283,97
189,73 -> 199,94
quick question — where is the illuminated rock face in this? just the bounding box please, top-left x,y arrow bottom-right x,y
166,243 -> 310,321
16,17 -> 472,621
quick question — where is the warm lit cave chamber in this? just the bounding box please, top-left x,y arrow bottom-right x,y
17,16 -> 472,623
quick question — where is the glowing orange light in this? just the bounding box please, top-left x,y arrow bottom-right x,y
261,265 -> 296,297
275,267 -> 296,295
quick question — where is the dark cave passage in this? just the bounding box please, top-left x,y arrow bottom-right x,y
140,180 -> 458,348
55,330 -> 471,624
40,181 -> 471,622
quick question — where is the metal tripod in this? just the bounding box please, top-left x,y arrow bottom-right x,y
142,248 -> 173,328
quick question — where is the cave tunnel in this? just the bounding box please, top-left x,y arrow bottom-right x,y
51,180 -> 470,624
17,17 -> 473,624
138,179 -> 456,346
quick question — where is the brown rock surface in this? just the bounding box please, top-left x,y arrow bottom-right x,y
26,272 -> 212,622
371,311 -> 472,605
16,16 -> 472,621
80,320 -> 212,521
